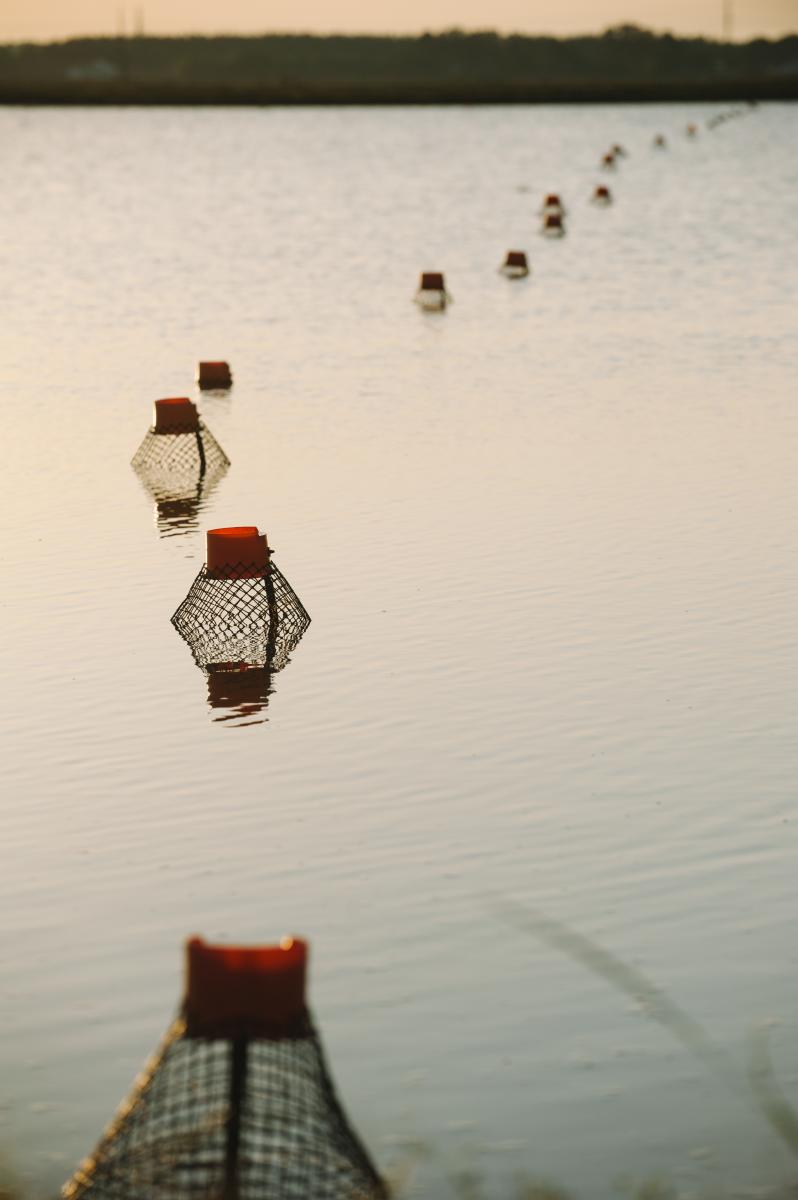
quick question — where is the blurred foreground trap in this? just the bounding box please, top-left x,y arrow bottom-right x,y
171,526 -> 310,674
61,936 -> 388,1200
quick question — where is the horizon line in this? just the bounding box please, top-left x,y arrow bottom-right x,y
3,22 -> 796,47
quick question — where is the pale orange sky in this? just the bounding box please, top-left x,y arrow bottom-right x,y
2,0 -> 796,42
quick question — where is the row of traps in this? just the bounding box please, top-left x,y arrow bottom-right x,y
413,186 -> 612,309
132,396 -> 311,723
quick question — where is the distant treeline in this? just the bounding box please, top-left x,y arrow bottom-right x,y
1,25 -> 797,104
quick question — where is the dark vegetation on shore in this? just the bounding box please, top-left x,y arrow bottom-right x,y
1,25 -> 797,103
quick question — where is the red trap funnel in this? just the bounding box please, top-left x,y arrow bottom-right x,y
171,526 -> 310,674
198,361 -> 233,390
62,937 -> 388,1199
500,250 -> 530,278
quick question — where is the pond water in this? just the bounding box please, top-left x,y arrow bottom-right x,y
1,100 -> 797,1199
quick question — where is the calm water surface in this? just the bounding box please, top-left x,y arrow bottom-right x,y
1,102 -> 797,1198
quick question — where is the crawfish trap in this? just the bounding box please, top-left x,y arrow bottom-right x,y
171,527 -> 310,674
62,936 -> 388,1200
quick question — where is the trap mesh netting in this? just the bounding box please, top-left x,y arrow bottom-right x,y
62,939 -> 387,1200
172,562 -> 310,673
131,422 -> 230,479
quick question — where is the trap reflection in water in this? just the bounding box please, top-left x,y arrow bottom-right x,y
206,661 -> 274,727
135,464 -> 230,539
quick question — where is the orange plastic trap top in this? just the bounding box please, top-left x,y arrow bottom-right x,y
153,396 -> 200,434
198,360 -> 233,389
185,936 -> 308,1038
206,526 -> 271,579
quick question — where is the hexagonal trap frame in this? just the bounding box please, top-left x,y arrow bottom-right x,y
171,528 -> 310,675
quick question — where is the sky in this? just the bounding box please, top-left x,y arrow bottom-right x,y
1,0 -> 796,42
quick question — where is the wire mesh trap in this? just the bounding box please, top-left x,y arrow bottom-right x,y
171,527 -> 310,674
414,271 -> 451,311
62,937 -> 388,1200
131,398 -> 230,479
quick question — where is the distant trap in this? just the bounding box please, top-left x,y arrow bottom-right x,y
414,271 -> 451,311
197,360 -> 233,390
500,250 -> 530,278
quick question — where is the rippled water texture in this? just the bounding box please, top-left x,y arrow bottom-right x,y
1,102 -> 797,1198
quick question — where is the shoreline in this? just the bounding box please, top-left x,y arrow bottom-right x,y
1,78 -> 796,105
